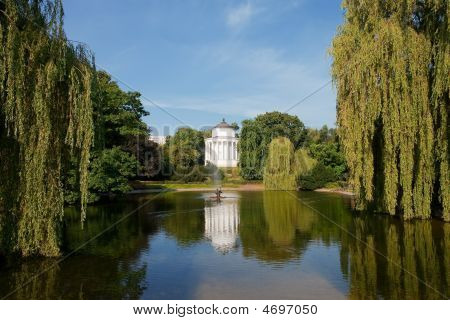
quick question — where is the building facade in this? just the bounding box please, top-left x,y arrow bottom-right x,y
205,120 -> 239,168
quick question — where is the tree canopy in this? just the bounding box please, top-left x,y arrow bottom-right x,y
166,127 -> 205,181
95,71 -> 149,149
331,0 -> 449,220
239,112 -> 306,180
0,0 -> 94,256
63,69 -> 154,204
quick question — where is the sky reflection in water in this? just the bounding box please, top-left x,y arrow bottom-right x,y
0,191 -> 448,300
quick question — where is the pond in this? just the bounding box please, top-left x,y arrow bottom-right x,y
0,191 -> 448,299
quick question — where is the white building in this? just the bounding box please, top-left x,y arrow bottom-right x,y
204,198 -> 240,254
205,120 -> 239,168
149,136 -> 167,145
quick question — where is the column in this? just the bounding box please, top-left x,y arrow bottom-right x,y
232,142 -> 236,160
210,142 -> 213,161
223,141 -> 226,161
225,141 -> 229,160
214,141 -> 219,161
209,141 -> 212,161
218,141 -> 222,160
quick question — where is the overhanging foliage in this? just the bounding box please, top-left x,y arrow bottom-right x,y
331,0 -> 449,220
0,0 -> 94,256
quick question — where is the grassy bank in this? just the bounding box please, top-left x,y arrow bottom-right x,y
130,180 -> 262,191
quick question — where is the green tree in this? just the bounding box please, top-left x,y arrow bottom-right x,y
239,112 -> 306,180
96,71 -> 149,149
168,127 -> 205,180
122,136 -> 161,179
331,0 -> 449,220
230,122 -> 240,132
298,163 -> 336,190
89,148 -> 138,198
63,70 -> 152,202
294,148 -> 317,176
309,142 -> 347,180
264,137 -> 297,190
0,0 -> 94,256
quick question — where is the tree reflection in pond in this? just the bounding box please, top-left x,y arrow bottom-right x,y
0,198 -> 158,299
342,218 -> 449,299
0,191 -> 448,299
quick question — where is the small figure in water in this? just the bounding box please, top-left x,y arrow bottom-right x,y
214,187 -> 223,201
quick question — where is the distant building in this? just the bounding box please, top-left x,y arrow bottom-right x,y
205,119 -> 239,168
149,135 -> 167,145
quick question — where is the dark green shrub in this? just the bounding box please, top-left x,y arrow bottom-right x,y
89,148 -> 138,194
298,163 -> 336,190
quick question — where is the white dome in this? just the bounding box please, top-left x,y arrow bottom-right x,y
212,120 -> 236,138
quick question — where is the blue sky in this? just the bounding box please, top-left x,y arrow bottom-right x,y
64,0 -> 344,135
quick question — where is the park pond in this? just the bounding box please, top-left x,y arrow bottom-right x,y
0,191 -> 448,299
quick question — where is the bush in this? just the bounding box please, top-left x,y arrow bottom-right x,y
298,163 -> 336,190
172,163 -> 225,183
308,142 -> 347,180
89,148 -> 138,195
174,165 -> 207,183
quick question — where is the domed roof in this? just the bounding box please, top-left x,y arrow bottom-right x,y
214,118 -> 235,129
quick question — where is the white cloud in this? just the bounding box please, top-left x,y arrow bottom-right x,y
226,2 -> 256,30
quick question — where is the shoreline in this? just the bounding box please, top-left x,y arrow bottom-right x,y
315,188 -> 355,196
129,183 -> 265,194
130,184 -> 355,196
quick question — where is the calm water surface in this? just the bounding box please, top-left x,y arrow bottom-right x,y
0,191 -> 448,299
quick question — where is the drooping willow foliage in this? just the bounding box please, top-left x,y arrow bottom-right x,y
264,139 -> 317,190
294,148 -> 316,176
331,0 -> 449,220
0,0 -> 94,256
239,112 -> 306,180
263,137 -> 297,190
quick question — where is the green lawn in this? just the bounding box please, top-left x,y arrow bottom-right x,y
130,181 -> 244,190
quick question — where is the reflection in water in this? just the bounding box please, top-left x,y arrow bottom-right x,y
0,199 -> 156,299
162,193 -> 205,246
264,192 -> 317,245
3,256 -> 147,300
342,218 -> 449,299
204,199 -> 240,253
0,191 -> 448,299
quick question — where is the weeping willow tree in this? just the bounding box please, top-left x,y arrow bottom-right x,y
263,137 -> 297,190
294,148 -> 317,176
0,0 -> 94,256
331,0 -> 449,220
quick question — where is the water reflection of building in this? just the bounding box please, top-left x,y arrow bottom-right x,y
204,199 -> 240,254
